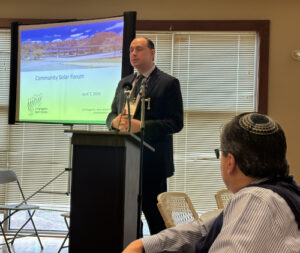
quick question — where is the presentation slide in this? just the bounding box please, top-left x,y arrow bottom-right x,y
17,17 -> 124,124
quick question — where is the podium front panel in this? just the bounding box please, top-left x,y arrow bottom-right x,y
69,132 -> 140,253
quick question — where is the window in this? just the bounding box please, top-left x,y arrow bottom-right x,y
137,20 -> 269,212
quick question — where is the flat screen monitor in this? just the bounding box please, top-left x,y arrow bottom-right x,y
9,12 -> 136,125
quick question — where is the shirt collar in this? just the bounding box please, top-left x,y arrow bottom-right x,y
137,64 -> 155,78
249,178 -> 269,185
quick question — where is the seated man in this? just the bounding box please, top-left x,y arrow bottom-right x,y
123,112 -> 300,253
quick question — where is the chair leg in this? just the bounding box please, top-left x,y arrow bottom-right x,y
58,231 -> 69,253
64,216 -> 70,230
26,210 -> 43,249
10,210 -> 43,249
0,222 -> 12,253
11,211 -> 35,244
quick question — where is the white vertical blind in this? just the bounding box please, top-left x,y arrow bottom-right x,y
137,31 -> 257,212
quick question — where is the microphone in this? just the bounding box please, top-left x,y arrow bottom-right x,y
122,81 -> 132,132
140,77 -> 148,130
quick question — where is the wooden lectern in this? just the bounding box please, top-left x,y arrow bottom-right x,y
65,130 -> 150,253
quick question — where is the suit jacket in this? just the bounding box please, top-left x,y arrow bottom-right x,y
106,67 -> 184,178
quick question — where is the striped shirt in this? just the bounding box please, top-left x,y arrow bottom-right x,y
142,186 -> 300,252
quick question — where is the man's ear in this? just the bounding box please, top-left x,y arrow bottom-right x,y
226,153 -> 237,174
151,49 -> 155,61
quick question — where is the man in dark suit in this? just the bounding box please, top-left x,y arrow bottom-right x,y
106,37 -> 184,235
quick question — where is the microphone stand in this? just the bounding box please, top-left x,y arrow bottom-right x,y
136,78 -> 147,238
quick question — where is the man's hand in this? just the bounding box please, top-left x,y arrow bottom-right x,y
117,114 -> 141,133
123,239 -> 145,253
112,113 -> 124,130
130,118 -> 141,133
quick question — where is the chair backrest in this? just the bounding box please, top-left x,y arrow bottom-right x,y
215,189 -> 233,209
0,169 -> 18,184
157,192 -> 199,228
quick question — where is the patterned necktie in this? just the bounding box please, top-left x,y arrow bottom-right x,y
131,75 -> 144,100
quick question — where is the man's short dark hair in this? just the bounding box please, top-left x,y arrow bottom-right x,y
136,37 -> 155,50
221,112 -> 289,179
146,38 -> 155,50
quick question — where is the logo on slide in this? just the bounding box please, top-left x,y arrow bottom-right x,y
27,93 -> 43,113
